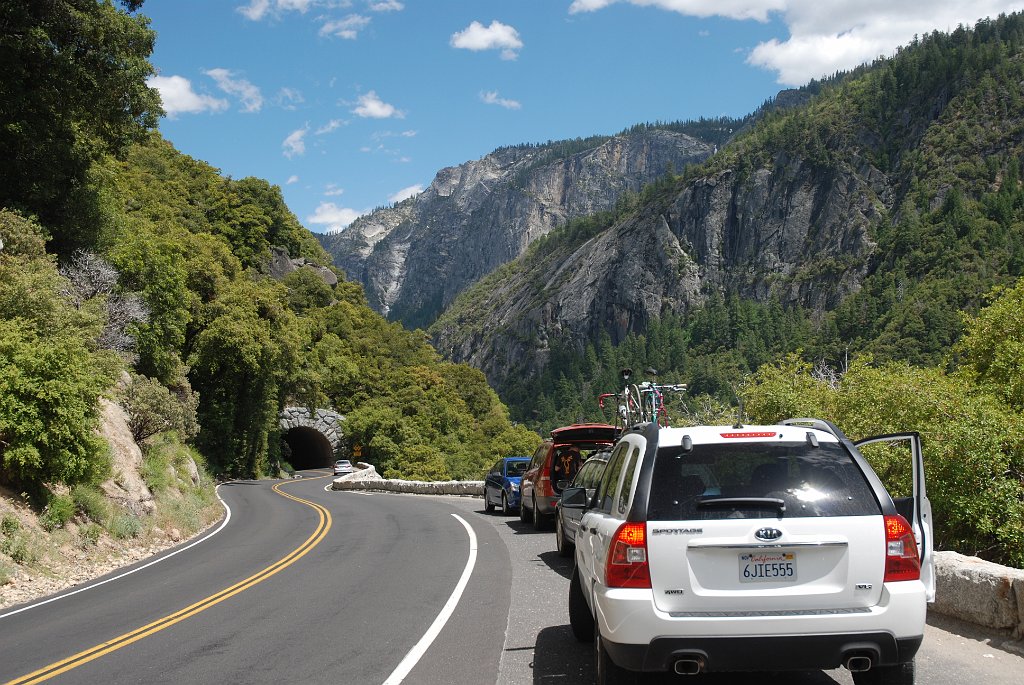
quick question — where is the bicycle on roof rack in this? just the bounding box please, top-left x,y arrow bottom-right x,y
598,368 -> 687,430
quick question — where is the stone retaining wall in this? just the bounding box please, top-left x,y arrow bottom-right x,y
932,551 -> 1024,639
332,476 -> 483,496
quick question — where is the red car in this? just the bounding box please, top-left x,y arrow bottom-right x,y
519,423 -> 617,530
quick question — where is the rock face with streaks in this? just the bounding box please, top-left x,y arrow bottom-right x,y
318,129 -> 715,329
430,149 -> 886,387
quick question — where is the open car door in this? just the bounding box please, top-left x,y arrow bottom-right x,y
855,432 -> 935,602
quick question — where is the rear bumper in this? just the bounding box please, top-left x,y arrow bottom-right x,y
604,633 -> 922,673
594,581 -> 927,672
534,493 -> 559,517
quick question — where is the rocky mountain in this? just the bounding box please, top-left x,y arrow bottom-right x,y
318,127 -> 720,329
430,16 -> 1024,390
430,156 -> 882,384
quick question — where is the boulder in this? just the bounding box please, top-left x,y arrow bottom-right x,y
97,398 -> 154,514
932,551 -> 1024,638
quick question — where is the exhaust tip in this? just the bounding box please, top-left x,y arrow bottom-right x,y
845,656 -> 872,673
673,658 -> 704,675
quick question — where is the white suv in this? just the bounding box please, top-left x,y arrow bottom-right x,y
564,419 -> 934,685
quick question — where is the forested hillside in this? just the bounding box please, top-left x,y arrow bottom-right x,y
433,14 -> 1024,427
0,0 -> 540,521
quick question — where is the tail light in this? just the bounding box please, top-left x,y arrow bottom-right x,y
883,515 -> 921,582
606,522 -> 650,588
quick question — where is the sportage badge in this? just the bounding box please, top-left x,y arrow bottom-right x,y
754,527 -> 783,541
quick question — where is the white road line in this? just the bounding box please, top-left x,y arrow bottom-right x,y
324,484 -> 374,495
0,484 -> 233,621
381,513 -> 478,685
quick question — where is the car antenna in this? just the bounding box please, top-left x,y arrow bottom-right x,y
732,387 -> 745,429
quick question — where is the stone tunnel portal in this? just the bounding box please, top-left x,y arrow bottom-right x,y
282,426 -> 335,470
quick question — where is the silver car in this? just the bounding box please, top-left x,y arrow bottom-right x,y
333,459 -> 354,476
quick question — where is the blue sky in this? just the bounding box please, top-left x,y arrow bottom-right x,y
144,1 -> 1024,234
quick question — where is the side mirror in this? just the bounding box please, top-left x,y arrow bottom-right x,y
561,486 -> 588,509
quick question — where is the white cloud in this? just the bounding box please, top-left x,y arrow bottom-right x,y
388,184 -> 422,203
568,0 -> 783,21
237,0 -> 272,20
286,175 -> 300,184
237,0 -> 314,20
568,1 -> 1024,85
276,87 -> 304,110
282,126 -> 309,158
315,118 -> 346,134
369,1 -> 404,10
148,75 -> 229,117
307,202 -> 364,231
401,130 -> 417,137
204,68 -> 264,113
324,184 -> 344,196
450,20 -> 523,60
320,14 -> 371,39
352,91 -> 404,118
480,90 -> 522,110
278,0 -> 314,11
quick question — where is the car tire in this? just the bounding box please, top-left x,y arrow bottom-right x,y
501,492 -> 511,516
852,661 -> 915,685
532,496 -> 547,531
595,619 -> 634,685
568,567 -> 594,642
483,487 -> 494,513
520,494 -> 533,523
556,515 -> 573,556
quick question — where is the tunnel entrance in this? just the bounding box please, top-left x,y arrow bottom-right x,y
282,426 -> 335,470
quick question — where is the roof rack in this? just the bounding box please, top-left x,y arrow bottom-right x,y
779,418 -> 841,439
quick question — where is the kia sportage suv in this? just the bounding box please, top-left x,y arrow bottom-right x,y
564,419 -> 934,684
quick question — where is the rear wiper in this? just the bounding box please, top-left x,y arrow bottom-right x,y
697,497 -> 786,514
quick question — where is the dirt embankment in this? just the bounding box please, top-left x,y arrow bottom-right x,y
0,399 -> 222,610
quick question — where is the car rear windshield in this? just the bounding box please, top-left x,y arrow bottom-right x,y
647,441 -> 881,520
506,461 -> 528,476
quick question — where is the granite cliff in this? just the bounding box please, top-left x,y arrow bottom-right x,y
430,151 -> 886,384
318,127 -> 718,329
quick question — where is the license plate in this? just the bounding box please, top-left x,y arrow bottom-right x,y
739,552 -> 796,582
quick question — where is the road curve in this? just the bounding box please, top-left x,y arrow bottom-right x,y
3,472 -> 1022,685
0,472 -> 511,685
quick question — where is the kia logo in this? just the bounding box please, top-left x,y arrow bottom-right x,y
755,527 -> 783,541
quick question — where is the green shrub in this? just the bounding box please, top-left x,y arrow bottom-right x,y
108,513 -> 142,539
0,530 -> 37,565
79,523 -> 103,547
1,514 -> 19,537
120,372 -> 199,443
0,246 -> 118,492
160,492 -> 204,535
743,356 -> 1024,567
0,560 -> 12,585
140,443 -> 174,492
72,484 -> 111,525
40,494 -> 75,532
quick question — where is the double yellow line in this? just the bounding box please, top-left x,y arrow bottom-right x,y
5,477 -> 332,685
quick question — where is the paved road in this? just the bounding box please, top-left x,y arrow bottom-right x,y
1,471 -> 1021,684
